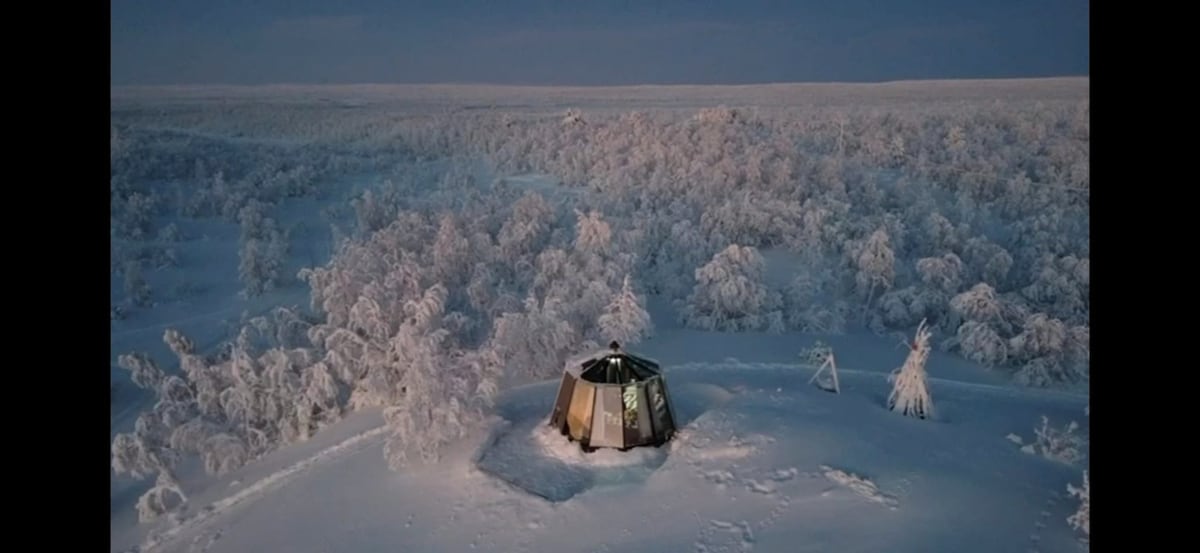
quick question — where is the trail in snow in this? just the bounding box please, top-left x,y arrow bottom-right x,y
667,361 -> 1089,401
140,426 -> 389,553
110,304 -> 248,339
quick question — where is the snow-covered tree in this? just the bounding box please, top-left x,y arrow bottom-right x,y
1021,255 -> 1088,324
382,326 -> 449,468
916,253 -> 964,294
136,472 -> 187,523
352,189 -> 395,235
168,418 -> 222,455
117,352 -> 164,391
949,282 -> 1005,326
202,433 -> 250,476
943,282 -> 1017,366
111,433 -> 162,480
597,274 -> 653,346
962,237 -> 1014,289
887,319 -> 934,419
682,244 -> 782,331
871,286 -> 937,334
431,213 -> 471,286
854,229 -> 896,316
164,329 -> 227,421
386,340 -> 503,470
490,294 -> 577,381
574,209 -> 613,258
783,266 -> 848,334
497,191 -> 554,261
922,212 -> 960,255
238,224 -> 289,298
1010,314 -> 1085,387
953,321 -> 1008,367
382,286 -> 503,469
652,218 -> 713,300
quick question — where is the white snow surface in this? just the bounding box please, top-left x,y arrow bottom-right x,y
113,348 -> 1088,553
529,424 -> 666,468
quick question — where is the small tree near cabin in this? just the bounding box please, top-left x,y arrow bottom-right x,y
597,274 -> 653,346
888,319 -> 934,419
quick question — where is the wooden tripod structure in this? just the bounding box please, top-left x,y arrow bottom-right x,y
808,352 -> 840,394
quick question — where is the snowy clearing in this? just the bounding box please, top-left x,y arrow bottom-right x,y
118,360 -> 1087,553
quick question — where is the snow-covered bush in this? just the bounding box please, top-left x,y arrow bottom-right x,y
1067,470 -> 1089,541
1019,415 -> 1086,465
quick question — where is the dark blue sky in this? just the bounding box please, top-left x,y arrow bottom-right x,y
111,0 -> 1089,85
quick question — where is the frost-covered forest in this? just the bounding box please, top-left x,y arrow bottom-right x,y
110,79 -> 1088,525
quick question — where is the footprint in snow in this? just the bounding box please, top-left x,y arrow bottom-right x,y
743,479 -> 774,495
695,519 -> 756,553
768,468 -> 798,482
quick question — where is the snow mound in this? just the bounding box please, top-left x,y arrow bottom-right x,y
820,464 -> 900,510
531,424 -> 667,467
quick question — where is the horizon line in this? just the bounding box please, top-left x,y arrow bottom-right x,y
112,75 -> 1089,90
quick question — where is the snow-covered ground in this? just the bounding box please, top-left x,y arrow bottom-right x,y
111,80 -> 1089,553
116,343 -> 1087,553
